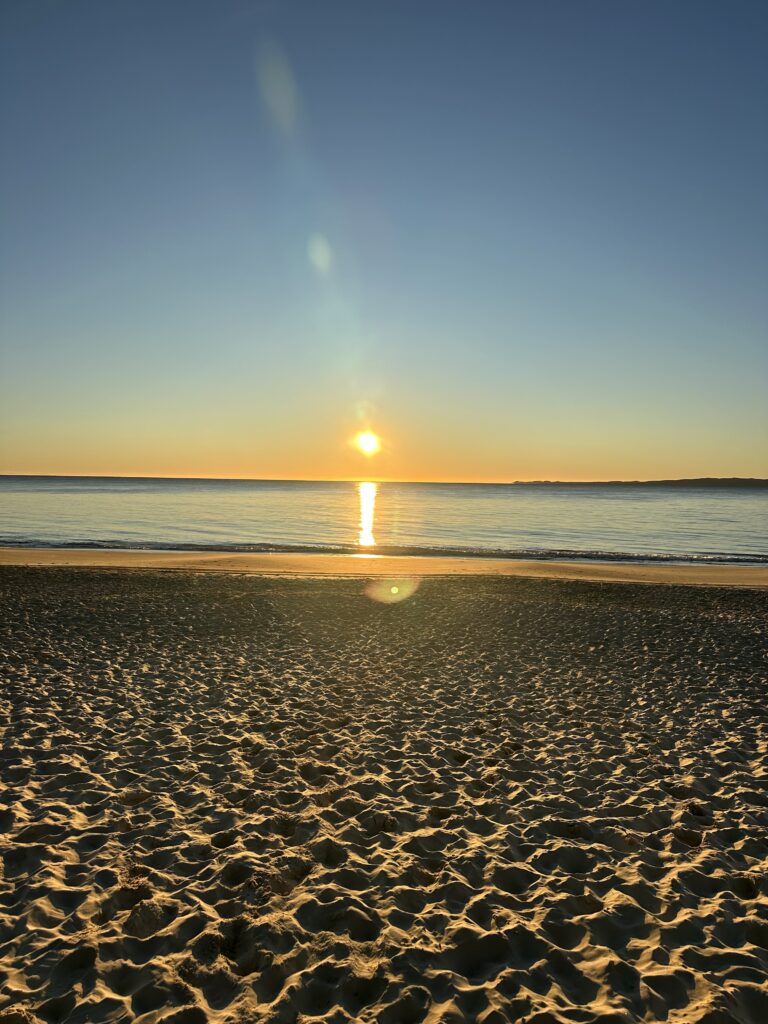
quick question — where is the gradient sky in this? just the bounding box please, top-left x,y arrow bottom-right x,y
1,0 -> 767,482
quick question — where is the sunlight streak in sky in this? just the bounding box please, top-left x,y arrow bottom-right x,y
256,41 -> 298,137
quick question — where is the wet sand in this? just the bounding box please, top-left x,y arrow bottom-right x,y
1,547 -> 767,588
1,566 -> 767,1023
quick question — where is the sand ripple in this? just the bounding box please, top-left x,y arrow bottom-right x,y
0,568 -> 767,1023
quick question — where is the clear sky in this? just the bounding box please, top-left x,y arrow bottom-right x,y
1,0 -> 766,482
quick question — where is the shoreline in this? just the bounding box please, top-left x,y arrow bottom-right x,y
2,545 -> 767,587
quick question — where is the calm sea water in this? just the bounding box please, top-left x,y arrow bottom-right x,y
0,476 -> 765,563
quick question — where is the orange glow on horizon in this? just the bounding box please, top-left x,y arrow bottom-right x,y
3,422 -> 763,485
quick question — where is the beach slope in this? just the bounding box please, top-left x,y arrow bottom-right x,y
1,546 -> 767,587
1,567 -> 767,1023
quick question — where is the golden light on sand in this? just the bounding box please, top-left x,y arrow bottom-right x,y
354,431 -> 381,457
358,481 -> 377,547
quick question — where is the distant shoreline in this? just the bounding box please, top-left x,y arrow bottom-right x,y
518,477 -> 768,488
1,474 -> 767,488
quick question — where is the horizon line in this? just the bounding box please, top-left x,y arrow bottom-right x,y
2,473 -> 767,487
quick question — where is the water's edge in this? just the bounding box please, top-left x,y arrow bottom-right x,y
2,539 -> 766,566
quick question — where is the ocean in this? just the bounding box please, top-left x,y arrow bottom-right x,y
0,475 -> 766,563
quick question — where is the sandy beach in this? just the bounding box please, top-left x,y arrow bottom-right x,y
1,547 -> 767,588
1,565 -> 767,1023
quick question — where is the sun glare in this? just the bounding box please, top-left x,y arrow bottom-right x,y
354,431 -> 381,457
358,481 -> 376,547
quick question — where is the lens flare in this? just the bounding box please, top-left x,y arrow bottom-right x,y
307,233 -> 333,275
256,42 -> 298,137
358,481 -> 376,547
365,577 -> 420,604
354,431 -> 380,457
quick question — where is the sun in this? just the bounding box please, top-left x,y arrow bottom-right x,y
354,430 -> 381,457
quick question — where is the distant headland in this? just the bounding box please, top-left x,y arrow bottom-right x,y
512,478 -> 768,488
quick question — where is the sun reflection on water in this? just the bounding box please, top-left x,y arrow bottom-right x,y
358,481 -> 376,547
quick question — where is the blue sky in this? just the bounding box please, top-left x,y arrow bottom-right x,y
1,0 -> 766,480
